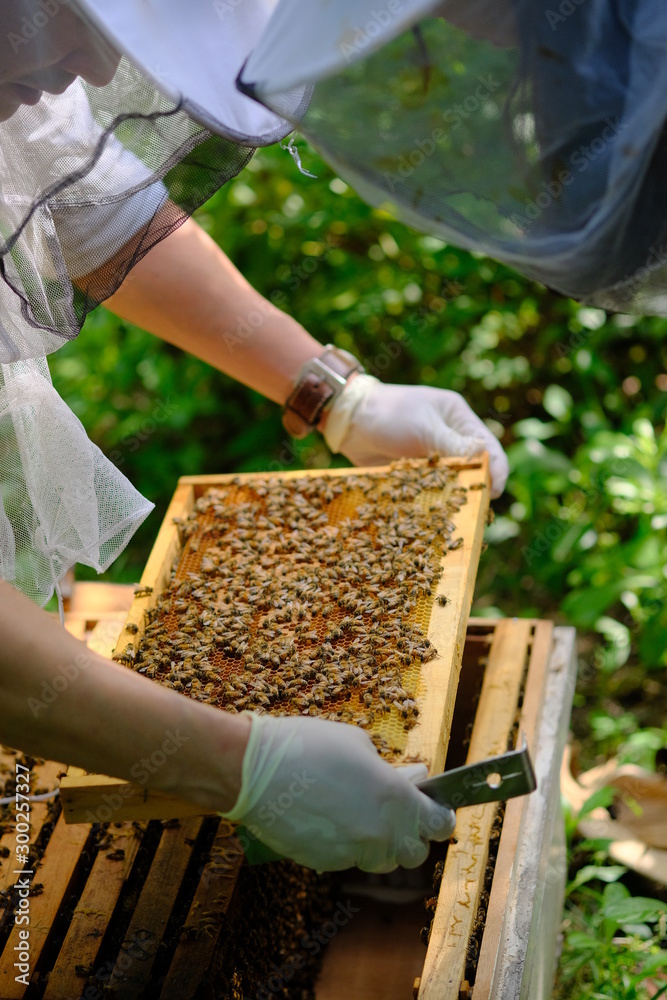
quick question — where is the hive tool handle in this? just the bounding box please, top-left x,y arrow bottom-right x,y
415,736 -> 536,810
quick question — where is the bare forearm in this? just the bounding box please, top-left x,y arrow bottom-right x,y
0,582 -> 249,812
104,218 -> 323,404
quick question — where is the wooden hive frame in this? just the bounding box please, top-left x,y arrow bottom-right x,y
60,456 -> 491,822
0,616 -> 576,1000
416,619 -> 576,999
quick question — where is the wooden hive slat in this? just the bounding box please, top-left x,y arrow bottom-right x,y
0,759 -> 63,899
476,626 -> 576,1000
58,774 -> 207,826
158,820 -> 244,1000
471,621 -> 554,1000
103,815 -> 205,1000
42,823 -> 146,1000
0,816 -> 91,999
310,618 -> 553,1000
61,456 -> 490,822
418,617 -> 534,1000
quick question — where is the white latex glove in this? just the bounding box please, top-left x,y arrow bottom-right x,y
323,375 -> 508,498
220,713 -> 456,873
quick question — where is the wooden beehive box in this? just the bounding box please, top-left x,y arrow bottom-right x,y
60,456 -> 492,821
0,616 -> 576,1000
0,455 -> 578,999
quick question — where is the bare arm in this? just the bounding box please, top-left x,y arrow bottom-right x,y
104,217 -> 324,407
0,581 -> 250,812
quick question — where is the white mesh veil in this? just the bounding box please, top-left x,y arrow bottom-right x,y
0,0 -> 292,607
0,358 -> 153,609
239,0 -> 667,315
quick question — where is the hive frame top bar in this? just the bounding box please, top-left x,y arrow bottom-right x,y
177,455 -> 488,490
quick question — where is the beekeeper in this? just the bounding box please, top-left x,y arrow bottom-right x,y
0,0 -> 516,872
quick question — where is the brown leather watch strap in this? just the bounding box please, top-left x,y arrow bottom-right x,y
282,347 -> 363,439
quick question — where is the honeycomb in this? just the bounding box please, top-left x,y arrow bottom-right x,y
120,457 -> 467,760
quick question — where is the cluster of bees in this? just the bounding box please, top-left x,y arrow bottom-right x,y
217,859 -> 335,1000
119,457 -> 467,759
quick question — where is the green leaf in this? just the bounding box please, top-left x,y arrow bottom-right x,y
565,931 -> 604,953
600,896 -> 667,925
561,582 -> 626,628
543,384 -> 573,420
568,862 -> 626,893
602,881 -> 631,902
630,950 -> 667,980
620,922 -> 653,939
513,418 -> 560,440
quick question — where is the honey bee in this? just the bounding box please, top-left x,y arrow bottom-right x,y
112,644 -> 136,665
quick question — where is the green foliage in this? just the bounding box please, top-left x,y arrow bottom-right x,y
555,871 -> 667,1000
47,138 -> 667,991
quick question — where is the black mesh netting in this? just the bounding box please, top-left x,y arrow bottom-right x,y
240,0 -> 667,314
0,60 -> 263,362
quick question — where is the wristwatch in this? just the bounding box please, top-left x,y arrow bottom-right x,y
282,345 -> 365,439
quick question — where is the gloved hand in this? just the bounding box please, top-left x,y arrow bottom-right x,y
219,713 -> 456,873
323,375 -> 508,498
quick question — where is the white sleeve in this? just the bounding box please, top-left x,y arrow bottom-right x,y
37,81 -> 168,278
